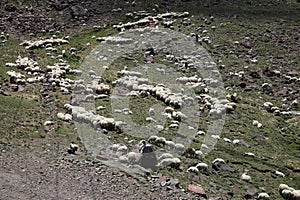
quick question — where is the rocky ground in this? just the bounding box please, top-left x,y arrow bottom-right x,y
1,0 -> 300,199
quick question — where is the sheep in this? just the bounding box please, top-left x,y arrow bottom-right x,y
252,120 -> 260,126
64,114 -> 72,121
279,184 -> 291,192
146,117 -> 156,122
196,162 -> 208,170
111,144 -> 121,151
195,150 -> 203,159
117,145 -> 128,153
127,152 -> 137,163
171,111 -> 187,121
119,155 -> 128,163
196,130 -> 206,136
157,157 -> 181,169
148,135 -> 158,143
263,102 -> 273,112
43,121 -> 54,126
244,152 -> 255,157
175,143 -> 185,153
292,190 -> 300,199
187,166 -> 199,174
158,153 -> 173,161
212,158 -> 225,164
275,170 -> 285,177
67,143 -> 78,154
155,137 -> 166,146
57,112 -> 66,120
233,139 -> 240,144
258,192 -> 270,199
154,125 -> 164,132
165,140 -> 176,149
169,123 -> 179,129
223,138 -> 232,143
211,134 -> 220,140
184,147 -> 196,158
241,171 -> 251,182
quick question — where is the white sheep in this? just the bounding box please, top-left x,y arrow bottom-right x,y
292,190 -> 300,199
111,144 -> 121,151
57,112 -> 65,120
175,143 -> 185,153
195,150 -> 203,159
245,152 -> 255,157
158,153 -> 173,161
212,158 -> 225,164
233,139 -> 240,144
157,157 -> 181,169
169,123 -> 179,129
211,134 -> 220,139
155,137 -> 166,146
196,162 -> 208,170
127,152 -> 137,163
165,140 -> 176,149
258,192 -> 270,199
148,135 -> 158,143
119,155 -> 128,163
117,145 -> 128,153
275,170 -> 285,177
196,130 -> 206,136
64,114 -> 72,121
187,166 -> 199,174
223,138 -> 232,143
241,171 -> 251,182
43,121 -> 54,126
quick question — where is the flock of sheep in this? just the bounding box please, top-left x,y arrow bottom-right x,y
4,10 -> 299,199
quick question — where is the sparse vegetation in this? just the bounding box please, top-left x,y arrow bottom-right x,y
1,0 -> 299,199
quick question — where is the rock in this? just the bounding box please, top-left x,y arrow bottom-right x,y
50,0 -> 69,11
188,182 -> 206,197
212,161 -> 235,172
245,188 -> 258,199
70,5 -> 88,19
255,135 -> 267,141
